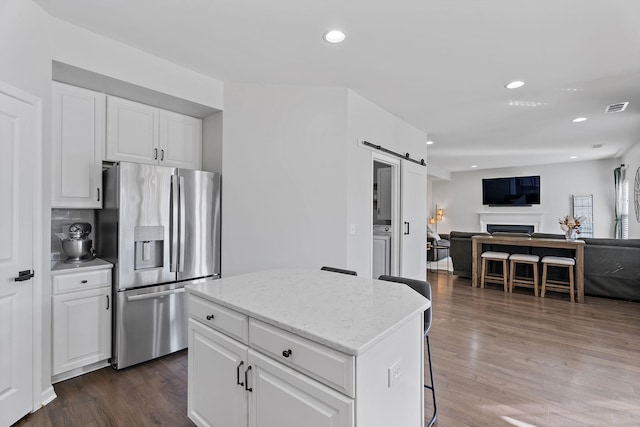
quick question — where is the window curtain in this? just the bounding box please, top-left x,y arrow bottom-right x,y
614,165 -> 627,239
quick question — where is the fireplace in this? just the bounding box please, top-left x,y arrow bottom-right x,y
478,211 -> 543,233
487,224 -> 534,234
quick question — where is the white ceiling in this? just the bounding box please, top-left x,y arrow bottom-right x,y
34,0 -> 640,173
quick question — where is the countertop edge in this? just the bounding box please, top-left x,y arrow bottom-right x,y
51,258 -> 113,274
186,285 -> 429,356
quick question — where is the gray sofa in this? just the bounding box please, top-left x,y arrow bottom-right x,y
449,230 -> 640,302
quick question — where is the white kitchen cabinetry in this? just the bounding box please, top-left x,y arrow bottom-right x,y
159,109 -> 202,169
51,82 -> 105,208
189,319 -> 248,427
106,96 -> 159,165
106,96 -> 201,169
187,270 -> 428,427
248,349 -> 353,427
51,263 -> 112,382
188,295 -> 353,427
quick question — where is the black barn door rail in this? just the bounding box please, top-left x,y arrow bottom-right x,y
362,140 -> 426,166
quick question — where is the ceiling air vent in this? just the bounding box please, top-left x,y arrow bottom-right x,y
604,102 -> 629,114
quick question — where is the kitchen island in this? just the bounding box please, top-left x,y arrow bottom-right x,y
185,269 -> 430,427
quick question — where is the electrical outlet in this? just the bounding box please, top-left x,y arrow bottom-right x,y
388,360 -> 402,387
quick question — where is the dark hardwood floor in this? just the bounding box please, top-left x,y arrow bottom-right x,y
426,271 -> 640,427
15,272 -> 640,426
14,351 -> 194,427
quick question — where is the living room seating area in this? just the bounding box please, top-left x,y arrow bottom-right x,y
448,230 -> 640,302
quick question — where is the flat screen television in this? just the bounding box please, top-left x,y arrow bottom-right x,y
482,175 -> 540,206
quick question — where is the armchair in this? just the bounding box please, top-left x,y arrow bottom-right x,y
427,231 -> 450,261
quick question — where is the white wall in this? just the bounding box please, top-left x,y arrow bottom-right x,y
432,159 -> 620,238
202,111 -> 223,174
622,140 -> 640,238
1,0 -> 53,409
49,17 -> 223,110
221,83 -> 349,276
346,91 -> 428,276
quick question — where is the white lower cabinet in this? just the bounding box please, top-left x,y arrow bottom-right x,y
51,266 -> 112,381
188,319 -> 248,427
188,296 -> 354,427
248,350 -> 353,427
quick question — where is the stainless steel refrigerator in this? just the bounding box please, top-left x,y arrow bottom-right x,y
97,162 -> 221,369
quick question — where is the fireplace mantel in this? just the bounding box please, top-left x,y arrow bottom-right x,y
478,211 -> 545,233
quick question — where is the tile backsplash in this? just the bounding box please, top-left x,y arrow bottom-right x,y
51,209 -> 95,261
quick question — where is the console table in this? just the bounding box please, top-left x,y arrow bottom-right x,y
471,235 -> 586,303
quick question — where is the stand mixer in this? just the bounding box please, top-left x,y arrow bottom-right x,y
60,222 -> 97,263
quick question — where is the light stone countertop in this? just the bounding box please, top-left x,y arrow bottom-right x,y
51,257 -> 113,274
186,269 -> 430,356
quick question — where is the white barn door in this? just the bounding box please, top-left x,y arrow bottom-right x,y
0,82 -> 38,426
400,160 -> 427,280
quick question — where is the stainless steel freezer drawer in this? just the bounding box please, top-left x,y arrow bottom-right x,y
112,282 -> 188,369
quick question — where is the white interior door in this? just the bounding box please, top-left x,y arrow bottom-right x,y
400,160 -> 427,280
0,84 -> 37,425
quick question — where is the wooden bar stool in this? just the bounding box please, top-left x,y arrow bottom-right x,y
508,254 -> 540,296
480,251 -> 510,292
540,256 -> 576,302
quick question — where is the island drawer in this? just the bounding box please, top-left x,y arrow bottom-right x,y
189,295 -> 249,344
52,269 -> 111,295
249,319 -> 355,397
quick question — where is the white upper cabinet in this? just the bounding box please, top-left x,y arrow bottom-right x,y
106,96 -> 202,169
106,96 -> 159,165
52,82 -> 105,208
159,110 -> 202,170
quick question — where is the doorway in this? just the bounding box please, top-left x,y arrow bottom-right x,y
372,155 -> 400,279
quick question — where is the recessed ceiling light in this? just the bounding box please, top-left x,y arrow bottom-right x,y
323,30 -> 346,44
426,140 -> 434,145
572,117 -> 588,123
505,80 -> 525,89
569,156 -> 578,159
471,165 -> 478,168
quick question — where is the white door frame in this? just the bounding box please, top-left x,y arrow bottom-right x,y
0,80 -> 46,414
371,153 -> 400,278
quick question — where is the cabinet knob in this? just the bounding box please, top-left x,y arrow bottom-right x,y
282,349 -> 292,358
206,314 -> 215,321
81,280 -> 88,284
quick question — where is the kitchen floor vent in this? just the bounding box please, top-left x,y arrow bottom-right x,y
604,102 -> 629,114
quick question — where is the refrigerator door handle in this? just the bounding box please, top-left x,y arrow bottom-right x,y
170,175 -> 180,272
178,176 -> 186,272
126,288 -> 185,301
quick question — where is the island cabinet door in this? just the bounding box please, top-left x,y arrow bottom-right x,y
188,319 -> 249,427
247,349 -> 354,427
